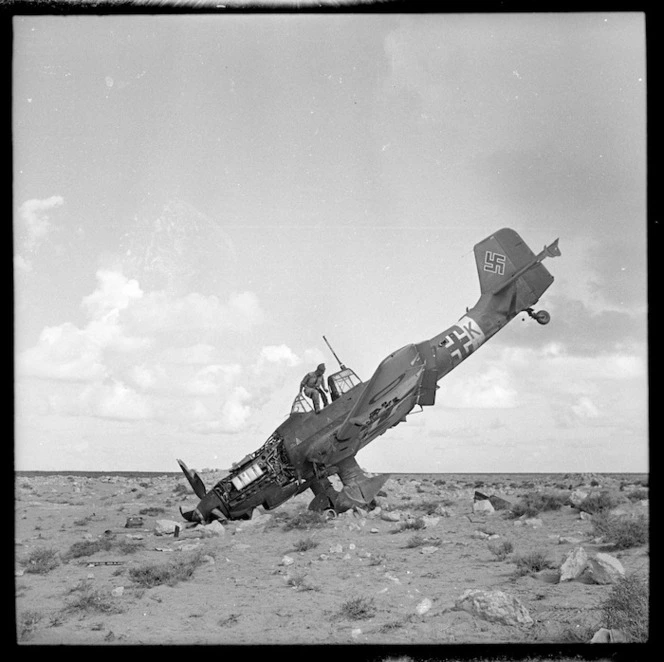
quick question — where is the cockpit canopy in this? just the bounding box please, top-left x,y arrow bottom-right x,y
290,367 -> 362,414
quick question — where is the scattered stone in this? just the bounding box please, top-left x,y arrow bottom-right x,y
524,517 -> 543,528
560,546 -> 588,581
584,553 -> 625,585
558,536 -> 582,545
351,628 -> 362,639
111,586 -> 124,597
455,589 -> 533,627
420,546 -> 439,555
329,544 -> 343,554
201,520 -> 225,537
348,543 -> 356,550
579,511 -> 592,520
236,512 -> 272,531
319,554 -> 329,560
126,534 -> 144,540
590,627 -> 628,643
380,511 -> 401,522
569,489 -> 589,508
370,527 -> 379,534
343,553 -> 351,560
154,519 -> 181,536
201,555 -> 215,565
416,597 -> 433,615
280,555 -> 294,566
421,515 -> 440,528
473,500 -> 495,514
472,530 -> 491,540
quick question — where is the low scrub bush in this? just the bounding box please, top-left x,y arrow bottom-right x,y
63,585 -> 125,615
129,550 -> 210,587
64,539 -> 113,559
513,551 -> 553,576
23,547 -> 60,574
392,517 -> 426,533
507,490 -> 570,518
339,596 -> 377,620
286,572 -> 320,592
601,573 -> 649,642
578,489 -> 624,514
139,506 -> 165,516
405,534 -> 426,548
18,609 -> 43,641
281,510 -> 328,531
488,540 -> 514,561
292,536 -> 319,552
592,512 -> 648,549
625,488 -> 648,502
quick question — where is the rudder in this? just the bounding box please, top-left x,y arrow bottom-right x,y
474,228 -> 536,295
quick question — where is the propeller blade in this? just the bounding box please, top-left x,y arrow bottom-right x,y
177,459 -> 207,499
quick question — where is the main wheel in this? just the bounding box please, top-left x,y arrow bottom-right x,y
534,310 -> 551,325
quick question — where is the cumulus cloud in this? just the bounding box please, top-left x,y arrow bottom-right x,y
441,366 -> 518,409
259,344 -> 302,367
16,267 -> 270,438
18,195 -> 64,251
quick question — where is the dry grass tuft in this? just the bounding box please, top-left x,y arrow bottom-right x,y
601,572 -> 649,642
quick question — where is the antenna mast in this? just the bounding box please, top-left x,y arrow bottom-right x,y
323,335 -> 346,370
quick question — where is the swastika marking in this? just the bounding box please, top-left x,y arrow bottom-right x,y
484,251 -> 506,275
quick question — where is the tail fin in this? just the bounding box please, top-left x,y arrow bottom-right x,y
474,228 -> 557,311
475,228 -> 536,294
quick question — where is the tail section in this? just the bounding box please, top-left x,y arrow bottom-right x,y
474,228 -> 559,313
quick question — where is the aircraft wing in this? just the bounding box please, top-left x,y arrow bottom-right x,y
334,343 -> 425,447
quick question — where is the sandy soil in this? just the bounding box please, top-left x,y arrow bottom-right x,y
15,472 -> 648,647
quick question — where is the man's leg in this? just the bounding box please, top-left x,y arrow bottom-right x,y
305,388 -> 320,413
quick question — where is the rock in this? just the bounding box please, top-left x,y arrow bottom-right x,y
415,598 -> 433,615
329,544 -> 343,554
351,628 -> 362,639
473,500 -> 495,514
524,517 -> 543,528
472,530 -> 490,540
579,511 -> 592,520
590,627 -> 628,643
280,555 -> 294,566
201,520 -> 225,537
380,511 -> 402,522
154,519 -> 181,536
370,527 -> 379,534
236,512 -> 272,531
422,515 -> 440,529
570,489 -> 589,508
420,546 -> 439,555
585,553 -> 625,584
560,546 -> 588,582
455,589 -> 533,627
111,586 -> 124,597
558,536 -> 583,545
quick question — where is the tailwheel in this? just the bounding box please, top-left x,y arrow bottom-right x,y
525,308 -> 551,325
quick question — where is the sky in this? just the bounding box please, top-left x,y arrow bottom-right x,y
13,12 -> 648,473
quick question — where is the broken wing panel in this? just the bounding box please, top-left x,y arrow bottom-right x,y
334,344 -> 424,446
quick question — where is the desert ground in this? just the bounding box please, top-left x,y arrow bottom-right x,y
15,471 -> 648,650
